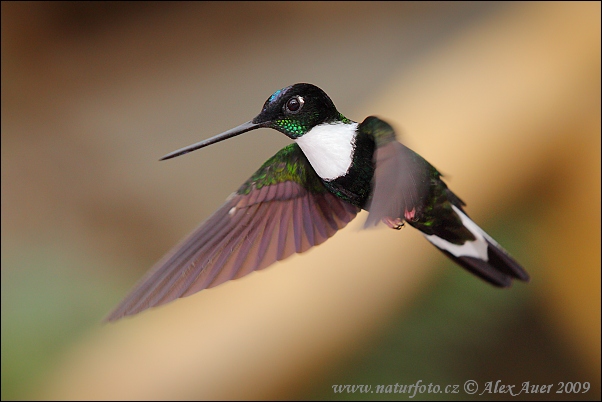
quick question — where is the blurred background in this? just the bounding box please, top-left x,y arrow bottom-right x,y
1,2 -> 600,400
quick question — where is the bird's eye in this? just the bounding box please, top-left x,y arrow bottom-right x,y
285,96 -> 304,114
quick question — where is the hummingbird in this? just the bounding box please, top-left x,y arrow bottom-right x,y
106,83 -> 529,321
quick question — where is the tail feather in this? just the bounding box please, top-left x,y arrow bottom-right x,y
423,205 -> 529,286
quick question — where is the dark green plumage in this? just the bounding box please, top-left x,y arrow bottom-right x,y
106,83 -> 529,322
238,144 -> 327,195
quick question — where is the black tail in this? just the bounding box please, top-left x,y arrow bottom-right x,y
423,205 -> 529,287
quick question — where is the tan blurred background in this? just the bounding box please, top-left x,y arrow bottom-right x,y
1,2 -> 600,400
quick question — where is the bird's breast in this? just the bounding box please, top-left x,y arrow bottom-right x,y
321,131 -> 376,209
295,122 -> 358,180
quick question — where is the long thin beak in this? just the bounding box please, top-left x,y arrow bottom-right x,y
160,121 -> 263,161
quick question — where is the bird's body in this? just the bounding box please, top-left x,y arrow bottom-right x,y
107,83 -> 528,321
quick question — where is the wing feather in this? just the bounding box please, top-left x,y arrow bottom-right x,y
106,144 -> 359,321
360,117 -> 431,228
252,201 -> 283,273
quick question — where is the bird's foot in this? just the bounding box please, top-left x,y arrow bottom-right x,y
404,207 -> 417,222
383,217 -> 405,230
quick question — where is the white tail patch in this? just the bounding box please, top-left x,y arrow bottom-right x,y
295,122 -> 358,180
424,205 -> 489,260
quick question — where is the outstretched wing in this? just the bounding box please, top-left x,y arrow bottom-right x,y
362,116 -> 433,228
107,144 -> 359,321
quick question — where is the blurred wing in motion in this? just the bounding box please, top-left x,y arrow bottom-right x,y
362,116 -> 431,229
107,144 -> 359,321
361,116 -> 528,286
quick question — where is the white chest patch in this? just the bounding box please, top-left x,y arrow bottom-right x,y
295,122 -> 358,180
